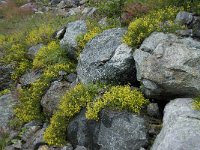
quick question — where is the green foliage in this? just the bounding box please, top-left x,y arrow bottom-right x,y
0,131 -> 9,150
193,95 -> 200,110
44,83 -> 101,146
123,6 -> 184,48
33,41 -> 68,69
15,63 -> 75,123
1,13 -> 78,81
86,85 -> 149,120
44,84 -> 148,146
0,89 -> 10,97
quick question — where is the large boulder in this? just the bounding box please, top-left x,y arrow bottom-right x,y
134,32 -> 200,99
60,20 -> 87,59
67,109 -> 148,150
151,98 -> 200,150
98,110 -> 148,150
0,93 -> 16,130
41,81 -> 71,117
67,109 -> 100,150
77,28 -> 137,84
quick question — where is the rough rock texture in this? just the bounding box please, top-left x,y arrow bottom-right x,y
20,70 -> 42,86
134,32 -> 200,99
41,81 -> 71,117
0,93 -> 16,129
0,63 -> 13,91
27,44 -> 44,60
98,110 -> 148,150
67,109 -> 148,150
60,20 -> 87,59
77,28 -> 137,84
147,103 -> 160,118
151,98 -> 200,150
175,11 -> 200,39
67,109 -> 100,150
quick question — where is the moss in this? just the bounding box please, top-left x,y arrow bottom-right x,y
44,84 -> 148,146
123,6 -> 184,48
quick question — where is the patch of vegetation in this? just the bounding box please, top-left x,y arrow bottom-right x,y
33,41 -> 69,69
44,84 -> 148,146
0,89 -> 10,97
86,85 -> 149,120
123,6 -> 184,48
0,130 -> 9,150
15,63 -> 75,123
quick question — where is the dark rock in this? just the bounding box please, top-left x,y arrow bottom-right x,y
67,109 -> 100,150
54,27 -> 66,40
41,81 -> 71,117
97,109 -> 148,150
151,98 -> 200,150
0,63 -> 13,91
147,103 -> 160,118
66,73 -> 77,83
134,32 -> 200,99
67,109 -> 148,150
77,28 -> 137,84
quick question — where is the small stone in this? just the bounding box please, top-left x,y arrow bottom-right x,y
147,103 -> 160,118
66,73 -> 77,83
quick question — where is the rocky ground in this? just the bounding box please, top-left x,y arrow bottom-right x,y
0,0 -> 200,150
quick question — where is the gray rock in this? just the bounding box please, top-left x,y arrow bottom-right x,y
193,17 -> 200,39
27,43 -> 44,60
151,98 -> 200,150
12,140 -> 22,149
21,122 -> 42,142
20,70 -> 42,86
22,127 -> 46,149
0,63 -> 13,91
60,20 -> 87,59
77,28 -> 137,84
75,145 -> 88,150
66,6 -> 82,17
67,109 -> 148,150
41,81 -> 70,117
4,145 -> 15,150
98,109 -> 148,150
147,103 -> 160,118
67,109 -> 100,150
134,32 -> 200,99
175,11 -> 194,25
66,73 -> 77,83
82,7 -> 97,18
0,93 -> 16,130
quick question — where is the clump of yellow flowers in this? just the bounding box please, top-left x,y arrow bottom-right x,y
44,84 -> 148,146
123,6 -> 184,47
14,63 -> 75,123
